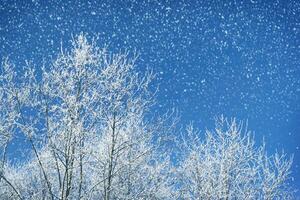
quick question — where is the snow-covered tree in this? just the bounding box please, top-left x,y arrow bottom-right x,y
177,116 -> 294,200
0,34 -> 295,200
0,34 -> 173,200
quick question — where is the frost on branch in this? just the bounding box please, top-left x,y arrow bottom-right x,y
0,34 -> 173,200
177,117 -> 294,200
0,34 -> 295,200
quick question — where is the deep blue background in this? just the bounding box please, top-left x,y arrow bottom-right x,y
1,0 -> 300,193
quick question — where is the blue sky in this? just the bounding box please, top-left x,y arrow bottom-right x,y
1,0 -> 300,192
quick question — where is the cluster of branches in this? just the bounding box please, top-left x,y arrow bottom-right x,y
177,117 -> 295,199
0,34 -> 295,200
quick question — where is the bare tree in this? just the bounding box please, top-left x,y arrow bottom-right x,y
0,34 -> 173,200
177,116 -> 295,200
0,58 -> 24,200
0,34 -> 295,200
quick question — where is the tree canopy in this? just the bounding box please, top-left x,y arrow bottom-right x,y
0,34 -> 294,200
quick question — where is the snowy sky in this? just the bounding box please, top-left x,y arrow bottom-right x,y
1,0 -> 300,191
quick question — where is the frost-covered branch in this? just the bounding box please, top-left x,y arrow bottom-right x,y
177,117 -> 295,200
